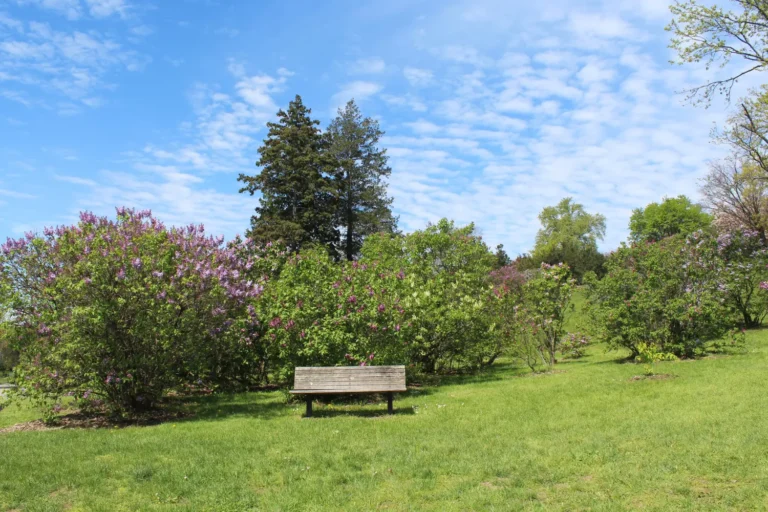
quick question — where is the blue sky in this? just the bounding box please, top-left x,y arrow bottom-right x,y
0,0 -> 756,254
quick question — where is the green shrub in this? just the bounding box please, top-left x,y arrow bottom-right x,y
716,230 -> 768,327
585,232 -> 731,358
0,209 -> 260,417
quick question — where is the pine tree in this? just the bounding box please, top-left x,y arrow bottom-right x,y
327,100 -> 397,260
238,95 -> 337,252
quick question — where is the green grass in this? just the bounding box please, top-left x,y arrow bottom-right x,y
3,332 -> 768,511
564,286 -> 588,334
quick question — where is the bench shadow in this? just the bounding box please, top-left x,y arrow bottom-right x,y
305,408 -> 416,419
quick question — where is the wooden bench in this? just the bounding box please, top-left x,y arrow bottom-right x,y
290,365 -> 407,417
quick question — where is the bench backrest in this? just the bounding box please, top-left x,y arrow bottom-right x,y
293,365 -> 406,393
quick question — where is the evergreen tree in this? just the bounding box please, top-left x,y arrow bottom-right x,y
238,95 -> 337,252
327,100 -> 397,260
493,243 -> 511,269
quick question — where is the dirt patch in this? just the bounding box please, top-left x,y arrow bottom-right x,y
0,409 -> 193,434
629,373 -> 676,382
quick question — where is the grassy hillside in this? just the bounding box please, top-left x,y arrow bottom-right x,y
2,330 -> 768,511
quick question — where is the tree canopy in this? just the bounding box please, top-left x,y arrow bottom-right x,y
531,198 -> 606,280
629,195 -> 713,243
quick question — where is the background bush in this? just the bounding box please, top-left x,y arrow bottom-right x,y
585,232 -> 731,358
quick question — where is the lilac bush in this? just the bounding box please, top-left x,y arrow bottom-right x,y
716,230 -> 768,327
250,248 -> 412,383
0,208 -> 262,416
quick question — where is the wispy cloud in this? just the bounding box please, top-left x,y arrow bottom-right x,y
332,80 -> 382,110
348,57 -> 386,74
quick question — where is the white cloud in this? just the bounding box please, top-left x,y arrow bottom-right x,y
0,18 -> 147,109
14,0 -> 82,20
57,65 -> 291,236
332,80 -> 382,109
434,45 -> 492,67
403,67 -> 433,86
84,0 -> 129,18
568,12 -> 640,40
349,57 -> 386,74
214,27 -> 240,37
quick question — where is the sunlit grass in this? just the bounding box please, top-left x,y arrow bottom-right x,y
1,329 -> 767,510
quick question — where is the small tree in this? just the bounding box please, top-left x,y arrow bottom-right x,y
362,219 -> 499,373
522,263 -> 575,367
701,158 -> 768,240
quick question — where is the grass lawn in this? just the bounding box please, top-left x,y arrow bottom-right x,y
2,330 -> 768,511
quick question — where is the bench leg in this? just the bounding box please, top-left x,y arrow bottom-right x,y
387,392 -> 393,415
306,397 -> 313,418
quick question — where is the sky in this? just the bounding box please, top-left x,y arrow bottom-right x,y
0,0 -> 759,254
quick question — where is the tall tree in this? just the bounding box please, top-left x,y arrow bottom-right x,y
701,157 -> 768,239
531,198 -> 606,280
238,95 -> 337,252
629,195 -> 713,243
327,100 -> 397,260
667,0 -> 768,105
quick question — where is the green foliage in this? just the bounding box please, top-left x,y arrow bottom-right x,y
521,263 -> 576,367
585,232 -> 731,358
531,197 -> 606,281
629,195 -> 712,243
327,100 -> 398,260
362,219 -> 499,373
491,263 -> 575,370
493,244 -> 511,269
238,95 -> 338,253
667,0 -> 768,104
0,209 -> 260,417
635,342 -> 677,376
249,248 -> 411,383
716,229 -> 768,327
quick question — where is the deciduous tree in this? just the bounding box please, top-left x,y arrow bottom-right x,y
629,195 -> 712,243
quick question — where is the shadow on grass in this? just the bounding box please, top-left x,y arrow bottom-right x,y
305,407 -> 416,419
412,362 -> 530,389
170,392 -> 289,423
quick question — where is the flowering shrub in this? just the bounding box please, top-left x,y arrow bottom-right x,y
585,232 -> 730,358
0,208 -> 262,417
362,219 -> 500,373
560,332 -> 590,359
248,248 -> 411,383
716,230 -> 768,327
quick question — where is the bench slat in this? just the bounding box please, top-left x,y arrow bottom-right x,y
292,365 -> 406,394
